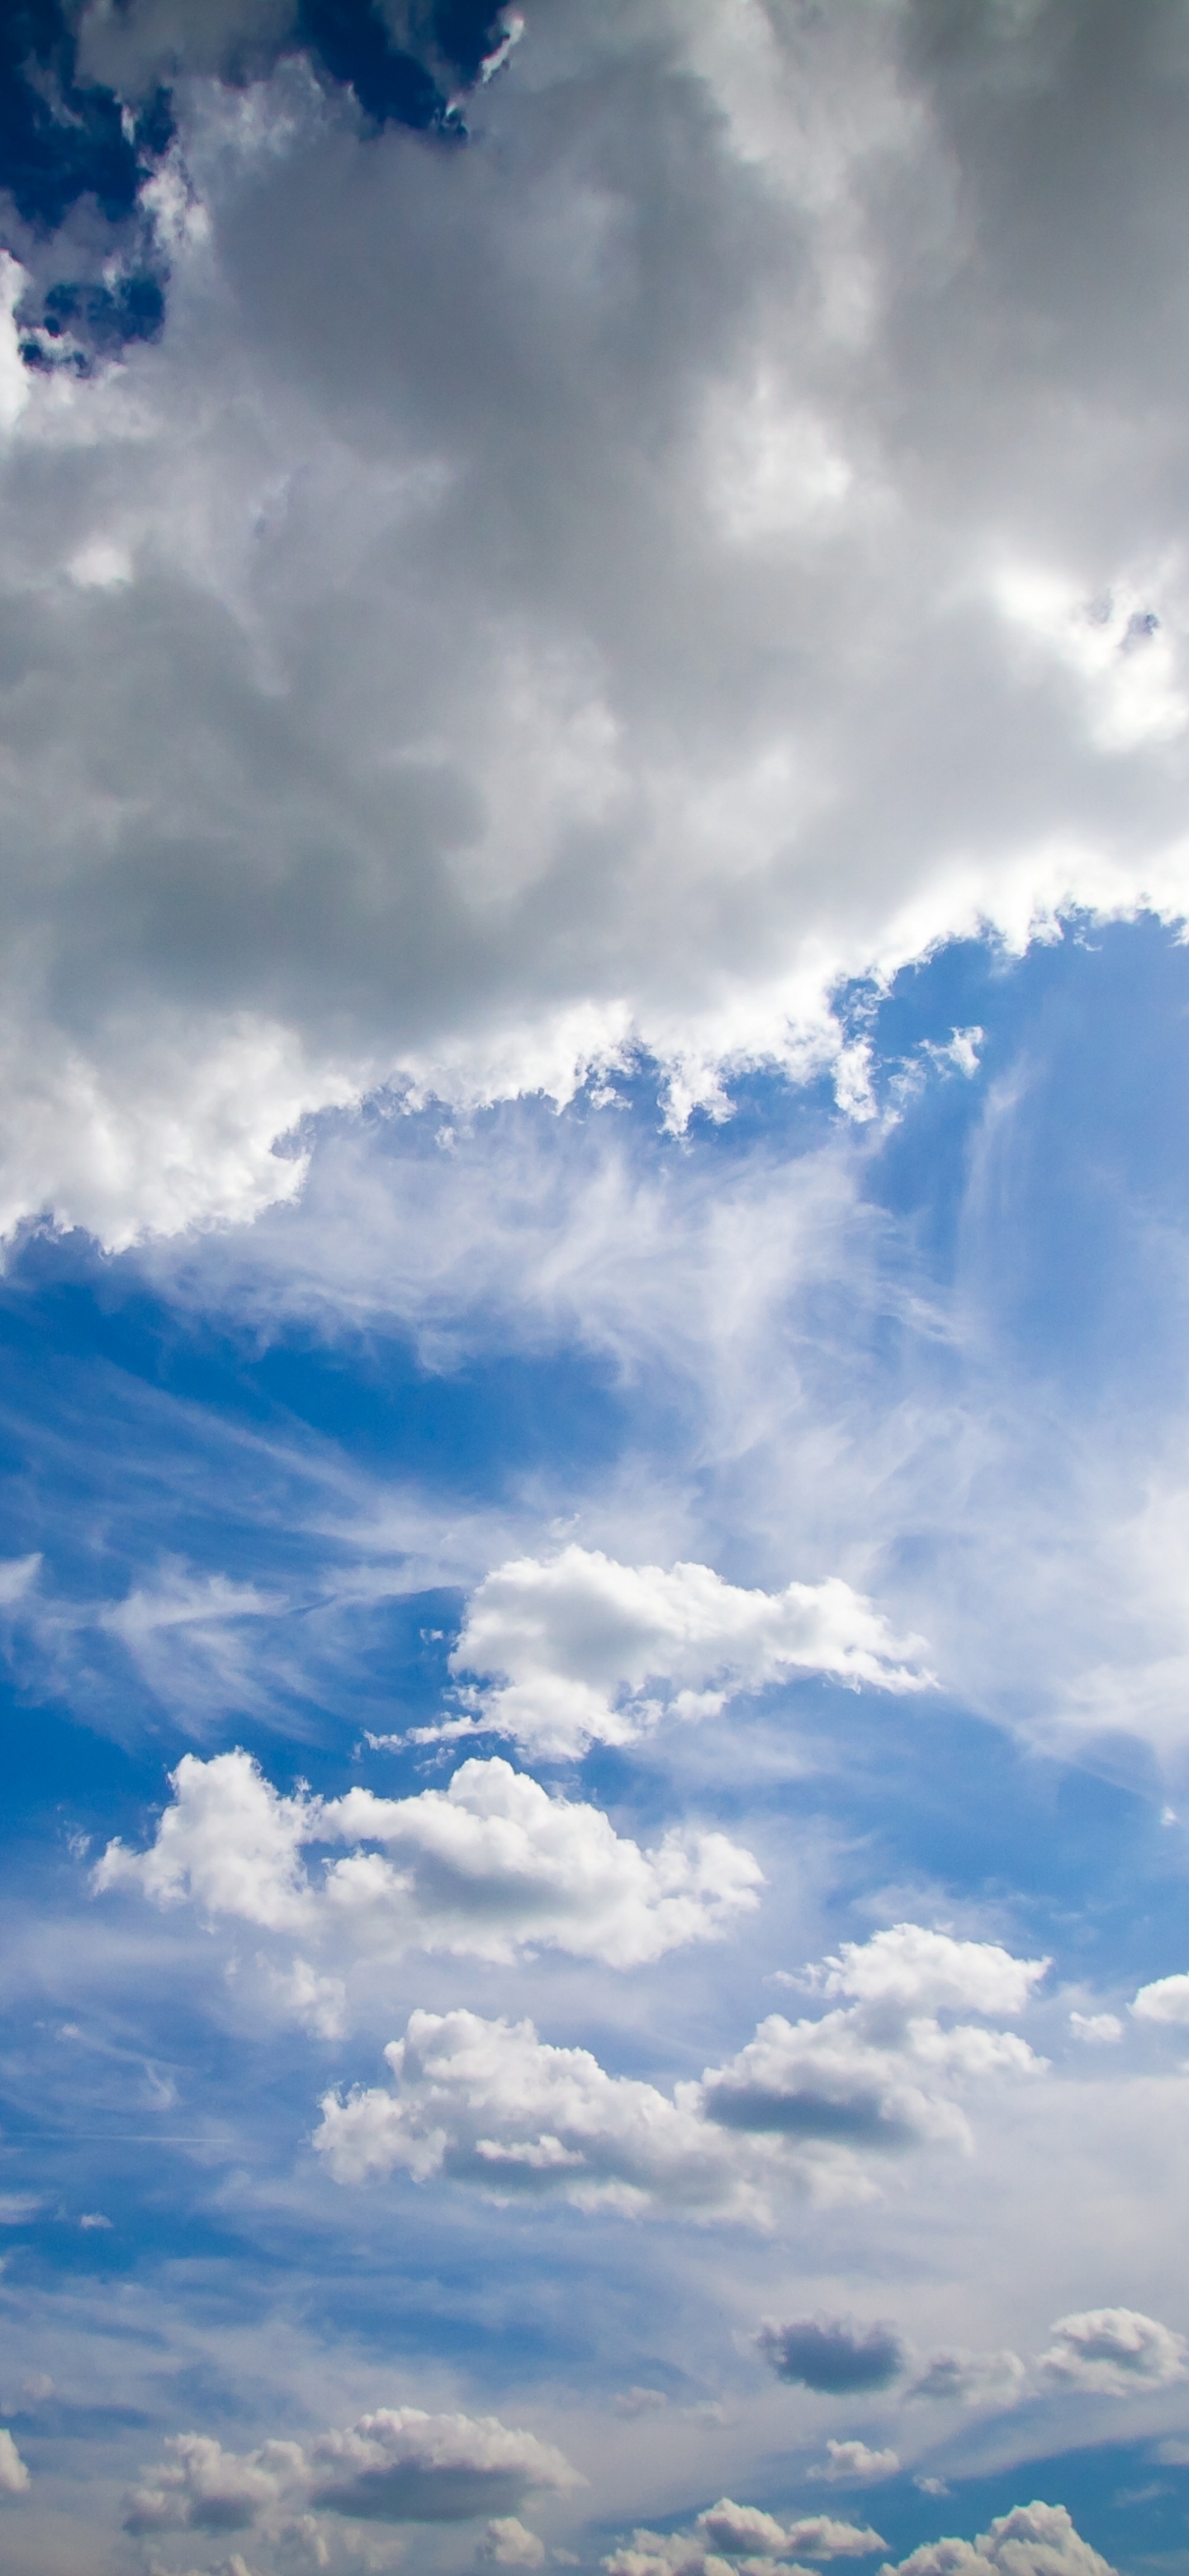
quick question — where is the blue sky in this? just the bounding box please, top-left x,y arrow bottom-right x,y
4,8 -> 1189,2576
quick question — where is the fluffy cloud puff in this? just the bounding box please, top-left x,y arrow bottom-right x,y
1130,1972 -> 1189,2025
312,1924 -> 1047,2215
123,2408 -> 580,2535
882,2503 -> 1115,2576
446,1546 -> 931,1757
808,2447 -> 900,2489
753,2318 -> 905,2394
1035,2309 -> 1187,2394
4,3 -> 1189,1239
907,2351 -> 1027,2410
603,2503 -> 886,2576
93,1746 -> 763,1972
0,2431 -> 29,2497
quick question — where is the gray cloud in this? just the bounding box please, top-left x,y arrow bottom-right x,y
123,2408 -> 580,2535
0,3 -> 1188,1238
754,2318 -> 905,2394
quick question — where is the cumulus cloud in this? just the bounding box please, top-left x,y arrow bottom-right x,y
603,2503 -> 885,2576
1130,1973 -> 1189,2025
1068,2014 -> 1123,2045
908,2352 -> 1027,2410
3,2 -> 1189,1238
808,2448 -> 900,2489
880,2503 -> 1115,2576
699,2505 -> 885,2562
313,1925 -> 1047,2214
1035,2309 -> 1187,2394
93,1746 -> 763,1972
753,2319 -> 905,2395
123,2408 -> 580,2536
0,2431 -> 29,2497
446,1546 -> 931,1757
481,2517 -> 547,2567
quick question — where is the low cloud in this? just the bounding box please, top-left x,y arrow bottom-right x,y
754,2320 -> 905,2394
447,1547 -> 932,1758
908,2351 -> 1026,2409
123,2408 -> 580,2536
314,1925 -> 1047,2218
603,2501 -> 885,2576
95,1747 -> 762,1975
881,2502 -> 1114,2576
1130,1973 -> 1189,2025
481,2518 -> 547,2568
0,2432 -> 29,2497
1036,2309 -> 1187,2394
808,2446 -> 900,2488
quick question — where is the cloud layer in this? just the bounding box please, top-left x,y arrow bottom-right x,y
4,2 -> 1189,1237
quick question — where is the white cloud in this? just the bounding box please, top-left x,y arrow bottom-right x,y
3,5 -> 1189,1238
1130,1973 -> 1189,2025
448,1546 -> 931,1758
481,2517 -> 547,2567
699,2504 -> 885,2562
1068,2015 -> 1124,2045
0,2432 -> 29,2498
1036,2308 -> 1187,2394
907,2351 -> 1027,2409
816,1928 -> 1047,2020
808,2447 -> 900,2488
882,2502 -> 1115,2576
312,1925 -> 1046,2215
94,1748 -> 763,1972
123,2409 -> 580,2536
602,2503 -> 886,2576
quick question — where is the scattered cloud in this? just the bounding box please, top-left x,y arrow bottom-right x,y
1036,2309 -> 1187,2394
1068,2015 -> 1124,2045
446,1548 -> 932,1759
603,2500 -> 887,2576
481,2518 -> 547,2568
754,2320 -> 905,2395
908,2351 -> 1027,2409
0,2432 -> 29,2498
881,2502 -> 1114,2576
1130,1974 -> 1189,2025
808,2446 -> 899,2488
124,2409 -> 580,2536
95,1748 -> 763,1973
314,1925 -> 1048,2215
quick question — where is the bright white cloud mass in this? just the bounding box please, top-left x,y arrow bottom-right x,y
6,7 -> 1189,2576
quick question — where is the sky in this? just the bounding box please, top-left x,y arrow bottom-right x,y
5,4 -> 1189,2574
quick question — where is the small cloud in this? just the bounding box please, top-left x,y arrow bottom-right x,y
19,2375 -> 53,2404
0,2197 -> 40,2226
78,2212 -> 113,2231
756,2318 -> 905,2394
0,2430 -> 30,2494
0,1554 -> 40,1609
1131,1972 -> 1189,2024
808,2444 -> 899,2488
481,2517 -> 546,2567
1068,2013 -> 1123,2045
613,2389 -> 668,2418
909,2351 -> 1026,2408
914,2478 -> 950,2498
